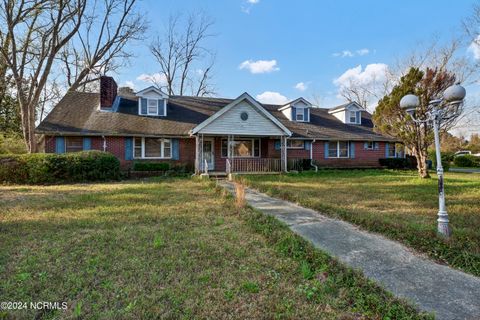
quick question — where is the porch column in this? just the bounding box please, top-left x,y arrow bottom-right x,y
200,134 -> 204,173
194,135 -> 200,175
281,136 -> 288,172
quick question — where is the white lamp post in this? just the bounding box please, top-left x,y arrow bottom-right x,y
400,84 -> 466,238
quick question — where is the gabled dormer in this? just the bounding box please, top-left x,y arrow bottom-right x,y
136,86 -> 168,116
278,98 -> 312,122
328,102 -> 363,125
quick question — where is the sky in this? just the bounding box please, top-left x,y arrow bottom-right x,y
115,0 -> 480,135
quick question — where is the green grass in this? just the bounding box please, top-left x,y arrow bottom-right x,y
240,169 -> 480,277
0,177 -> 430,319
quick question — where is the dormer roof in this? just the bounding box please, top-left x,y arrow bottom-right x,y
135,86 -> 168,98
278,97 -> 312,111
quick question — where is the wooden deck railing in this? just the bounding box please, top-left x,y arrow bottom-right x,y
231,158 -> 282,173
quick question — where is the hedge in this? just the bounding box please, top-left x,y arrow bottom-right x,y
133,162 -> 170,171
0,151 -> 120,184
453,155 -> 480,168
428,151 -> 453,171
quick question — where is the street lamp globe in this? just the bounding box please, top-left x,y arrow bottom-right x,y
400,94 -> 420,116
443,83 -> 466,102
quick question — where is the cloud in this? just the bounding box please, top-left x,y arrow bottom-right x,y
120,81 -> 136,89
333,63 -> 388,88
247,0 -> 259,3
294,82 -> 308,91
333,48 -> 371,58
137,73 -> 167,86
256,91 -> 289,104
468,36 -> 480,60
239,59 -> 279,74
241,0 -> 259,13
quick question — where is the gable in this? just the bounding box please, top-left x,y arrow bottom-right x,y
194,98 -> 287,136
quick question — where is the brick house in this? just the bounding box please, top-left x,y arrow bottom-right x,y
36,76 -> 403,173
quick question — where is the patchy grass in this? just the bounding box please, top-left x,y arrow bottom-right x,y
0,177 -> 430,319
240,170 -> 480,277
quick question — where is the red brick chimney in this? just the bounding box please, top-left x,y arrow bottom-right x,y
100,76 -> 118,109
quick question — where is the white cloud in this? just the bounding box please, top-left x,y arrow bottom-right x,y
239,59 -> 279,74
294,82 -> 307,91
333,48 -> 371,58
247,0 -> 259,3
468,35 -> 480,60
256,91 -> 289,104
136,73 -> 167,86
121,81 -> 135,89
333,63 -> 388,88
241,0 -> 259,13
356,48 -> 370,56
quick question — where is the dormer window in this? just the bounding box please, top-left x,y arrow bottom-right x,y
349,111 -> 358,123
136,86 -> 168,116
296,107 -> 305,121
148,99 -> 158,115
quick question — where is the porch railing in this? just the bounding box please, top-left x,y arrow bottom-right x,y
231,158 -> 281,173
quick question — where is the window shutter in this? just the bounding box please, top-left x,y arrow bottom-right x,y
356,111 -> 361,124
385,143 -> 390,158
324,142 -> 329,159
172,138 -> 180,160
305,141 -> 311,150
141,98 -> 147,115
291,107 -> 296,121
274,140 -> 281,150
55,137 -> 65,154
350,142 -> 355,158
83,137 -> 91,150
364,142 -> 368,150
158,99 -> 165,116
304,108 -> 309,122
125,137 -> 133,160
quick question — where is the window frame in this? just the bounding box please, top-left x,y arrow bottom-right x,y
133,137 -> 172,159
387,144 -> 397,158
287,140 -> 305,149
295,107 -> 305,122
349,111 -> 357,124
65,136 -> 83,153
328,141 -> 350,158
221,138 -> 260,158
147,99 -> 158,115
365,141 -> 374,150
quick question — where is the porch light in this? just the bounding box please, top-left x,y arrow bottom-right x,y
399,94 -> 419,116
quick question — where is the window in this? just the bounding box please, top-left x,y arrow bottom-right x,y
349,111 -> 357,123
65,137 -> 83,153
388,144 -> 396,158
287,140 -> 304,149
133,137 -> 172,159
296,107 -> 304,121
221,139 -> 260,158
147,99 -> 158,115
328,141 -> 349,158
365,141 -> 374,150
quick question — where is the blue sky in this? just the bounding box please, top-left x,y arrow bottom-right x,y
117,0 -> 479,111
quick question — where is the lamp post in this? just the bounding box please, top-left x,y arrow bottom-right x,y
400,84 -> 466,238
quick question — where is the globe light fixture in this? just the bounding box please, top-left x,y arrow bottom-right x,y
400,84 -> 466,238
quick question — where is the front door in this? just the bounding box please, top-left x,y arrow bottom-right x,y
202,139 -> 215,171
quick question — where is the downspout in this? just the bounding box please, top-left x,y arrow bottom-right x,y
310,139 -> 318,172
102,136 -> 107,152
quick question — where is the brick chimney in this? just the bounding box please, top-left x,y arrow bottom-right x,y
100,76 -> 118,109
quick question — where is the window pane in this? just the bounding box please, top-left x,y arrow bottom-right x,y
296,108 -> 304,121
134,138 -> 142,148
148,99 -> 157,114
339,141 -> 349,157
66,137 -> 83,153
163,139 -> 171,158
365,141 -> 373,150
288,140 -> 304,149
145,138 -> 162,157
349,111 -> 356,123
233,140 -> 252,157
328,142 -> 338,158
388,146 -> 396,158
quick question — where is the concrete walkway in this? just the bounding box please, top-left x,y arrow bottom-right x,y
218,180 -> 480,320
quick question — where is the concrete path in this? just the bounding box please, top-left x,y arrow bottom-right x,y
449,168 -> 480,174
218,180 -> 480,320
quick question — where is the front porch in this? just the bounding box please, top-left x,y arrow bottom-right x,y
194,135 -> 291,174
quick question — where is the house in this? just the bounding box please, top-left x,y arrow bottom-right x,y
36,76 -> 403,174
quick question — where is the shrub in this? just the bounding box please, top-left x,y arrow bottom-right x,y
133,162 -> 170,171
453,155 -> 479,168
0,134 -> 27,154
0,151 -> 120,184
378,157 -> 416,169
428,151 -> 453,171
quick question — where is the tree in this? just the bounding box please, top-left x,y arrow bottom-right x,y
149,12 -> 216,96
0,91 -> 21,135
467,133 -> 480,153
373,67 -> 457,178
0,0 -> 146,153
439,132 -> 467,153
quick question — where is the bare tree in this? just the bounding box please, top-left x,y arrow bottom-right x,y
150,12 -> 216,96
0,0 -> 87,152
62,0 -> 147,92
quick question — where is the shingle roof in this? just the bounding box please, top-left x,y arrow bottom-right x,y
36,91 -> 396,141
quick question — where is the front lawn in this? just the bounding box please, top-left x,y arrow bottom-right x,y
0,178 -> 429,319
240,170 -> 480,277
